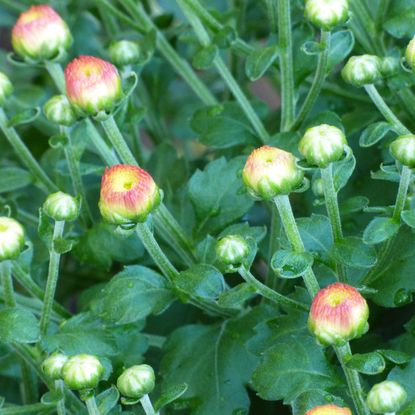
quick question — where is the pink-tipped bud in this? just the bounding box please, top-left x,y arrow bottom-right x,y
308,283 -> 369,346
242,146 -> 304,200
12,5 -> 72,61
305,404 -> 352,415
99,164 -> 161,225
65,56 -> 123,115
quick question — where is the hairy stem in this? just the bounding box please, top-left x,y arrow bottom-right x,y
0,109 -> 57,194
291,30 -> 331,130
277,0 -> 295,131
45,61 -> 66,94
238,267 -> 308,311
1,260 -> 15,307
55,379 -> 66,415
85,396 -> 100,415
140,394 -> 159,415
39,220 -> 65,336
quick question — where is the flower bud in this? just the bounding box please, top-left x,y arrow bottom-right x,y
299,124 -> 347,168
312,178 -> 324,197
0,217 -> 25,262
44,95 -> 77,126
0,73 -> 13,107
109,40 -> 140,67
117,364 -> 155,400
304,0 -> 349,31
99,165 -> 161,225
242,146 -> 304,200
308,283 -> 369,346
12,5 -> 72,61
342,55 -> 382,87
390,135 -> 415,168
42,353 -> 68,380
380,56 -> 400,78
405,36 -> 415,71
305,404 -> 352,415
43,192 -> 80,222
366,381 -> 407,414
216,235 -> 249,266
62,354 -> 104,391
65,56 -> 123,115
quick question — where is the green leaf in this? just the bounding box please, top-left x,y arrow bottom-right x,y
192,45 -> 218,70
359,122 -> 392,147
245,46 -> 279,81
96,386 -> 120,415
155,383 -> 188,411
101,266 -> 174,324
160,307 -> 270,415
53,237 -> 75,254
41,313 -> 117,356
188,157 -> 254,235
175,264 -> 226,302
271,250 -> 314,278
402,210 -> 415,228
252,335 -> 339,403
218,283 -> 256,309
0,167 -> 32,193
292,390 -> 346,415
6,108 -> 40,127
327,30 -> 355,71
331,237 -> 377,268
219,222 -> 267,243
190,103 -> 260,148
377,349 -> 412,364
333,153 -> 356,192
363,217 -> 400,245
388,358 -> 415,401
384,3 -> 415,38
340,196 -> 369,215
345,352 -> 386,375
0,308 -> 39,344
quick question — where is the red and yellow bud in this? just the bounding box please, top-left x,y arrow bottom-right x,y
306,404 -> 352,415
308,283 -> 369,346
99,165 -> 161,225
242,146 -> 304,200
12,5 -> 72,61
65,56 -> 123,115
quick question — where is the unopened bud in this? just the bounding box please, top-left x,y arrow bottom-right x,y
342,55 -> 382,87
0,217 -> 25,262
390,135 -> 415,168
116,364 -> 155,400
42,353 -> 68,380
242,146 -> 304,200
62,354 -> 104,391
109,40 -> 140,67
305,404 -> 352,415
0,73 -> 13,107
44,95 -> 77,126
304,0 -> 349,31
405,36 -> 415,72
366,381 -> 407,414
308,283 -> 369,346
216,235 -> 249,266
43,192 -> 80,222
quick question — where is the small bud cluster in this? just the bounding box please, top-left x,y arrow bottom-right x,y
308,283 -> 369,346
12,5 -> 72,61
99,164 -> 161,225
242,146 -> 304,200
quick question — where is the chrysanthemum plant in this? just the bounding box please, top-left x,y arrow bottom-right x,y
1,0 -> 415,414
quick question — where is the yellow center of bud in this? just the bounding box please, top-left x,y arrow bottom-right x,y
326,290 -> 348,307
20,10 -> 44,24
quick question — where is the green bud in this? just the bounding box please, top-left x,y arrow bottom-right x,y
62,354 -> 104,391
405,36 -> 415,71
109,40 -> 141,67
304,0 -> 349,31
0,217 -> 25,262
299,124 -> 347,168
216,235 -> 249,266
342,55 -> 382,87
116,364 -> 155,399
44,95 -> 77,126
390,135 -> 415,168
42,353 -> 68,380
312,178 -> 324,197
380,56 -> 400,78
242,146 -> 304,200
366,381 -> 407,414
0,72 -> 13,107
43,192 -> 80,222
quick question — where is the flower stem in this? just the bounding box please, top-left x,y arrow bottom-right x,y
0,260 -> 16,307
264,0 -> 278,32
273,195 -> 320,297
277,0 -> 295,132
100,115 -> 138,166
85,396 -> 100,415
177,0 -> 269,143
291,30 -> 331,130
238,267 -> 309,311
321,164 -> 346,282
0,108 -> 58,194
265,205 -> 280,289
0,402 -> 56,414
393,165 -> 412,222
335,343 -> 371,415
61,126 -> 93,225
55,379 -> 66,415
44,61 -> 66,94
364,85 -> 410,135
12,262 -> 70,318
140,394 -> 158,415
39,220 -> 65,336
